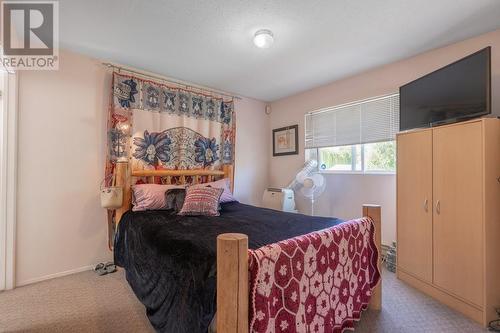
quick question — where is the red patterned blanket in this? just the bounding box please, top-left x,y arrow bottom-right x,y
248,218 -> 380,333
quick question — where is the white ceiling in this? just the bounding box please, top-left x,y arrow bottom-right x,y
57,0 -> 500,101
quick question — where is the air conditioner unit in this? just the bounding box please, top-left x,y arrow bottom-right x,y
262,188 -> 297,213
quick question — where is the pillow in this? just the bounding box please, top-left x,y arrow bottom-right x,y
165,188 -> 186,212
132,184 -> 184,211
193,178 -> 237,203
178,187 -> 224,216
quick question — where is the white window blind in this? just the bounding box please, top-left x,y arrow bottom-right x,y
305,94 -> 399,149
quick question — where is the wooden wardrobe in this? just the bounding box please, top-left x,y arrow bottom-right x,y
397,118 -> 500,327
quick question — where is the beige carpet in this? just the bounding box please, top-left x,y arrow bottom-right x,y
0,267 -> 488,333
0,269 -> 153,333
354,270 -> 487,333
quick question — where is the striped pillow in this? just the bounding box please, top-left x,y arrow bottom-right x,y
192,178 -> 237,203
178,186 -> 224,216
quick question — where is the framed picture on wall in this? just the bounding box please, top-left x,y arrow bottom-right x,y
273,125 -> 299,156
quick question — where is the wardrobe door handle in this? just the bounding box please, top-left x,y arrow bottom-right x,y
423,199 -> 428,212
436,200 -> 441,215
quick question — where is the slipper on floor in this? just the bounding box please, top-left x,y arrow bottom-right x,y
104,262 -> 117,274
94,263 -> 108,276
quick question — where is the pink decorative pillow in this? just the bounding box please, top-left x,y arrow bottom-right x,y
132,184 -> 184,211
178,187 -> 224,216
193,178 -> 236,203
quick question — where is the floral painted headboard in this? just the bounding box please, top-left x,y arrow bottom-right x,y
105,72 -> 236,239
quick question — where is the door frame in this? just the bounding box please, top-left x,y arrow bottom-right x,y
0,71 -> 18,291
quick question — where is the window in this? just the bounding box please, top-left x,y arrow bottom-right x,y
316,141 -> 395,173
319,144 -> 362,171
364,141 -> 396,172
305,94 -> 399,174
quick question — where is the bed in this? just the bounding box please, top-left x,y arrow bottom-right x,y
112,161 -> 382,333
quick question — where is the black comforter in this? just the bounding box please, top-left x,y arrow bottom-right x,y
114,202 -> 343,333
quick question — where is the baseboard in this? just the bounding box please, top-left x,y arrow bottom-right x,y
16,265 -> 95,287
14,246 -> 392,288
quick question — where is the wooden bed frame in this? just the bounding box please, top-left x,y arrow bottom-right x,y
114,160 -> 235,225
114,160 -> 382,333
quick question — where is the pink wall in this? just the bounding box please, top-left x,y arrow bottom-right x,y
17,51 -> 112,285
269,29 -> 500,245
233,97 -> 270,205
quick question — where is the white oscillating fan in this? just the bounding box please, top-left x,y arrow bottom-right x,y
288,160 -> 326,216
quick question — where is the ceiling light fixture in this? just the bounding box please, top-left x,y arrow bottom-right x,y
253,29 -> 274,49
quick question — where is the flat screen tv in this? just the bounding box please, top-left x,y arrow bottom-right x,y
400,47 -> 491,131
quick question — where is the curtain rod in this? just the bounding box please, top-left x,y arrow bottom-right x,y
102,62 -> 242,100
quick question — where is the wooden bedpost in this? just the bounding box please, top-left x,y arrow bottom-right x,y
115,160 -> 131,227
217,233 -> 249,333
223,164 -> 234,192
363,204 -> 382,310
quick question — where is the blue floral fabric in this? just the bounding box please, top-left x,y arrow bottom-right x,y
114,79 -> 138,108
194,137 -> 219,167
131,127 -> 224,169
112,74 -> 233,125
108,128 -> 128,160
220,101 -> 233,124
132,130 -> 172,164
108,72 -> 235,172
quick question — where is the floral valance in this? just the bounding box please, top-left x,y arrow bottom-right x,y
112,75 -> 234,124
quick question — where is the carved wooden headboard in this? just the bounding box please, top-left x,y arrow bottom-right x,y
114,160 -> 234,227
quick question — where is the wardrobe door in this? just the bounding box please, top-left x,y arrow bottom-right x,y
433,121 -> 483,306
397,130 -> 433,282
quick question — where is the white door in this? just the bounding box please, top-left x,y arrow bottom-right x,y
0,70 -> 17,291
